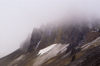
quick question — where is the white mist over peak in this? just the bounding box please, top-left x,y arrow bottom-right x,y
0,0 -> 100,58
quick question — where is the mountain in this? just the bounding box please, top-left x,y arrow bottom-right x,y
0,19 -> 100,66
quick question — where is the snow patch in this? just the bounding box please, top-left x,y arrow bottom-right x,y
38,44 -> 57,55
34,44 -> 69,66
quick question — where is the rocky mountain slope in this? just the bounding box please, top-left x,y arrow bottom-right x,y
0,19 -> 100,66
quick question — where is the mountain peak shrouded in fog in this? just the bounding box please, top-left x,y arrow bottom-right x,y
0,0 -> 100,66
18,17 -> 100,66
1,17 -> 100,66
0,0 -> 100,58
19,15 -> 100,53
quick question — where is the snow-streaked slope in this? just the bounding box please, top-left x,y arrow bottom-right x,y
81,37 -> 100,51
38,44 -> 57,55
33,44 -> 69,66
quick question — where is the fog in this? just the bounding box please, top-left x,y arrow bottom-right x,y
0,0 -> 100,58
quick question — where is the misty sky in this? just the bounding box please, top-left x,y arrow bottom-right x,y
0,0 -> 100,58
